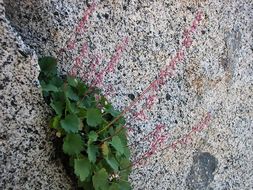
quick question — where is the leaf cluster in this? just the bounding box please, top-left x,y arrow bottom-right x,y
38,57 -> 131,190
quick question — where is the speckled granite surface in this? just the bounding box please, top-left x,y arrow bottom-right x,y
1,0 -> 253,189
0,1 -> 73,189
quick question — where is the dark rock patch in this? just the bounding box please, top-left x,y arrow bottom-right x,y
186,152 -> 218,190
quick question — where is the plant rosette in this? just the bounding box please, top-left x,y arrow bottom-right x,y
38,57 -> 131,190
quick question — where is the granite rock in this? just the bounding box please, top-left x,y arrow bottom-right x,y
1,0 -> 253,189
0,1 -> 73,189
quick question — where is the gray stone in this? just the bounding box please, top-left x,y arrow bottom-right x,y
186,152 -> 218,190
0,1 -> 72,189
3,0 -> 87,57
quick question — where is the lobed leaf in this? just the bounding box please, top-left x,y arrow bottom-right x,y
66,98 -> 79,114
118,181 -> 131,190
87,144 -> 98,163
105,105 -> 121,117
92,168 -> 109,190
74,158 -> 91,182
41,83 -> 59,92
109,183 -> 120,190
76,81 -> 88,96
50,100 -> 64,115
65,86 -> 79,101
77,109 -> 86,119
87,108 -> 103,127
88,131 -> 98,144
60,114 -> 81,133
110,136 -> 124,155
63,133 -> 84,156
38,56 -> 131,190
105,155 -> 119,171
67,76 -> 78,87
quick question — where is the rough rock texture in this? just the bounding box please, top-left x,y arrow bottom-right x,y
1,0 -> 253,189
3,0 -> 87,56
0,1 -> 72,189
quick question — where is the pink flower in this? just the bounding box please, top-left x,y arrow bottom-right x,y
145,94 -> 157,110
80,42 -> 89,57
183,36 -> 193,48
150,81 -> 159,91
133,110 -> 148,121
183,29 -> 190,37
76,2 -> 96,34
195,11 -> 203,22
178,133 -> 193,145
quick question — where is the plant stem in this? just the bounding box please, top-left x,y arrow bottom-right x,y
100,125 -> 126,144
97,80 -> 158,134
77,85 -> 94,107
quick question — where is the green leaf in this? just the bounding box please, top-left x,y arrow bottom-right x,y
50,76 -> 64,87
50,115 -> 61,129
115,116 -> 126,127
115,127 -> 127,144
63,133 -> 84,156
87,144 -> 98,163
38,58 -> 132,189
41,83 -> 59,92
92,168 -> 109,190
74,158 -> 91,182
88,131 -> 98,144
87,108 -> 103,127
38,56 -> 57,72
118,181 -> 131,190
110,136 -> 124,155
67,76 -> 78,87
119,158 -> 131,170
101,142 -> 109,156
77,109 -> 86,119
76,81 -> 88,96
65,86 -> 79,101
50,100 -> 64,115
106,155 -> 119,171
120,170 -> 131,181
79,96 -> 96,109
105,105 -> 121,117
52,91 -> 65,102
123,147 -> 131,158
60,114 -> 80,133
66,98 -> 78,113
109,183 -> 120,190
78,179 -> 94,190
119,160 -> 131,180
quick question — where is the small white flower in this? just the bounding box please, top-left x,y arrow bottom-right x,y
56,132 -> 61,138
108,173 -> 120,181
